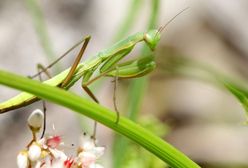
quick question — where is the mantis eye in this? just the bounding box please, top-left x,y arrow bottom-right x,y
144,29 -> 161,51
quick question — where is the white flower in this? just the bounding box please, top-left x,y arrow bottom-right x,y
77,134 -> 105,168
49,159 -> 64,168
79,135 -> 105,159
79,134 -> 94,149
91,146 -> 105,158
28,143 -> 41,161
28,109 -> 44,131
49,148 -> 67,161
17,113 -> 106,168
42,156 -> 52,168
17,150 -> 29,168
46,147 -> 70,168
78,152 -> 96,167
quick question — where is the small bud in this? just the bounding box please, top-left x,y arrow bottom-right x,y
28,143 -> 41,161
28,109 -> 44,132
17,150 -> 29,168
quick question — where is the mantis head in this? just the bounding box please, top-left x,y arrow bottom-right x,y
144,7 -> 189,51
144,29 -> 161,51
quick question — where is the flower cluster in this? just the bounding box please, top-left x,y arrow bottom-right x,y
17,109 -> 105,168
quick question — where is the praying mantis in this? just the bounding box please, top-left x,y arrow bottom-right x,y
0,7 -> 188,138
0,30 -> 159,138
0,30 -> 160,137
0,29 -> 159,113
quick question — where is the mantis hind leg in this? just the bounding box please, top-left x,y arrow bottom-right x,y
30,36 -> 90,79
36,63 -> 51,139
30,37 -> 90,139
37,36 -> 90,140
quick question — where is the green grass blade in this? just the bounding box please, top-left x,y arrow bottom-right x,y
0,70 -> 200,168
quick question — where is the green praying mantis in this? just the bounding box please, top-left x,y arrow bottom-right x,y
0,30 -> 159,136
0,7 -> 188,138
0,30 -> 159,112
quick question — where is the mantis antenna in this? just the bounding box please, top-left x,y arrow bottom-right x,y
158,7 -> 190,34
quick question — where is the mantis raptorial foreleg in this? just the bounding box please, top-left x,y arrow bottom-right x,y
80,46 -> 137,127
81,65 -> 127,126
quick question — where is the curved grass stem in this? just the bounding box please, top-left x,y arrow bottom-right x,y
0,70 -> 200,168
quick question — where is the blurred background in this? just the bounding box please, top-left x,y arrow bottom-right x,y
1,0 -> 248,167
